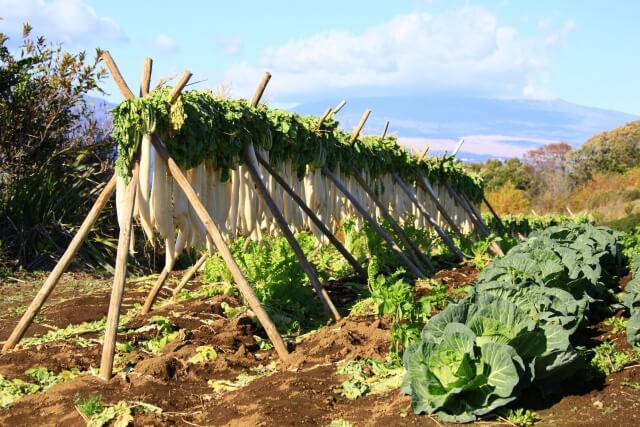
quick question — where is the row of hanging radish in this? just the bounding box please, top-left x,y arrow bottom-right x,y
116,135 -> 475,269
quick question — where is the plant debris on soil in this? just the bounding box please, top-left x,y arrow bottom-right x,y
1,270 -> 639,426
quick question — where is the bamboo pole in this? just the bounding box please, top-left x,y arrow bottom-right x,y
349,109 -> 371,145
352,171 -> 432,272
417,145 -> 430,163
168,71 -> 193,104
101,51 -> 135,99
318,107 -> 332,126
242,72 -> 341,320
333,100 -> 346,113
140,58 -> 152,96
141,266 -> 171,314
445,183 -> 504,257
452,138 -> 465,157
483,196 -> 506,234
256,152 -> 366,279
245,150 -> 341,320
2,175 -> 117,352
152,135 -> 289,360
393,173 -> 464,261
381,120 -> 390,138
416,177 -> 464,239
99,170 -> 139,380
323,167 -> 425,278
172,252 -> 209,297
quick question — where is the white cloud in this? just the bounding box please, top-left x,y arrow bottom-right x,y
0,0 -> 127,44
224,5 -> 573,101
152,33 -> 179,54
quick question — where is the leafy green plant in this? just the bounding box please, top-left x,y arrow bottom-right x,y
603,316 -> 628,334
588,342 -> 637,375
75,394 -> 105,417
188,346 -> 218,364
143,316 -> 180,354
82,401 -> 162,427
402,323 -> 525,423
0,375 -> 40,408
208,362 -> 277,393
25,367 -> 82,390
500,408 -> 540,426
335,358 -> 403,399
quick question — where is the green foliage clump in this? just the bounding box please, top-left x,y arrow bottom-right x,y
568,120 -> 640,184
0,24 -> 116,270
402,222 -> 626,422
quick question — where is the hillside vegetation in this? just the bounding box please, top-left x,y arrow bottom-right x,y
469,120 -> 640,229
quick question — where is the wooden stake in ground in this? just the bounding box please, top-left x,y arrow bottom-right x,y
346,110 -> 431,272
416,176 -> 464,239
380,120 -> 390,138
99,168 -> 139,380
393,173 -> 464,261
242,72 -> 341,321
352,171 -> 432,273
172,252 -> 209,297
256,151 -> 366,279
349,109 -> 371,145
2,175 -> 117,352
444,182 -> 504,257
483,196 -> 506,234
152,134 -> 289,360
323,167 -> 425,278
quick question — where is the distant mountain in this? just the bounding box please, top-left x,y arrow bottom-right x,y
292,96 -> 639,161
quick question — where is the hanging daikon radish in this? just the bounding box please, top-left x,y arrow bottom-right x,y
187,166 -> 206,247
228,166 -> 240,238
135,134 -> 155,243
115,176 -> 128,229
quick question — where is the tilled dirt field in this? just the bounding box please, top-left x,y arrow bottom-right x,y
0,270 -> 639,426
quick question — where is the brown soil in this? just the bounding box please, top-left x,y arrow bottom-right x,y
1,271 -> 640,426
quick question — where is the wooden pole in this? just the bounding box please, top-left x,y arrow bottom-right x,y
416,177 -> 464,239
256,152 -> 366,279
242,72 -> 341,320
141,266 -> 171,314
318,107 -> 332,126
172,252 -> 209,297
445,182 -> 504,257
2,175 -> 117,352
244,151 -> 341,320
333,100 -> 346,113
250,72 -> 271,106
100,169 -> 139,380
483,196 -> 507,234
323,167 -> 425,278
349,109 -> 371,145
101,51 -> 135,99
381,120 -> 390,138
168,71 -> 193,104
352,172 -> 433,272
152,135 -> 289,360
393,173 -> 464,261
417,146 -> 430,163
452,138 -> 465,157
140,58 -> 152,96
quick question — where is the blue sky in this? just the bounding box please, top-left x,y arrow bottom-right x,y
1,0 -> 639,115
